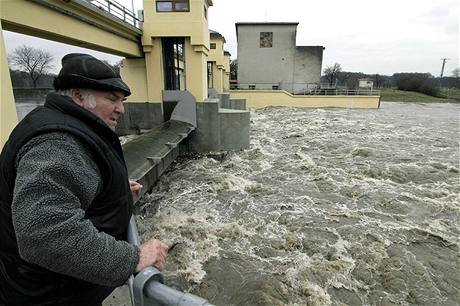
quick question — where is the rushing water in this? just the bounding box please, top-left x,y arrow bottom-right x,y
137,102 -> 459,306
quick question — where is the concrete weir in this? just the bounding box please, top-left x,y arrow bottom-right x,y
121,90 -> 250,200
105,92 -> 249,305
190,93 -> 250,152
121,91 -> 250,156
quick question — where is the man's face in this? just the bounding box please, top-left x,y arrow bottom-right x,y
83,90 -> 126,130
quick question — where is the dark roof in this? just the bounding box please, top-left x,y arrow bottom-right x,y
224,51 -> 231,56
209,29 -> 226,42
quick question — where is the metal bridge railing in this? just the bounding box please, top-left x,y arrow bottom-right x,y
233,83 -> 381,96
307,88 -> 381,96
85,0 -> 140,28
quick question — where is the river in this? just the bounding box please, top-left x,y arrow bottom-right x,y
136,102 -> 460,306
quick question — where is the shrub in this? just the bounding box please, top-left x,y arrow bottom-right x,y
392,73 -> 440,97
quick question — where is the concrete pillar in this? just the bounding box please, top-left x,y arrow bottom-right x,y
143,37 -> 164,103
185,38 -> 207,102
120,58 -> 148,102
118,37 -> 165,134
212,63 -> 224,93
0,23 -> 18,148
224,72 -> 230,92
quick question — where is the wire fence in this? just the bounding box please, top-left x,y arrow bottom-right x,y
84,0 -> 140,28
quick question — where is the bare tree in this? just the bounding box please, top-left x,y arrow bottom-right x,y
230,59 -> 237,80
10,45 -> 54,88
323,63 -> 342,87
453,68 -> 460,88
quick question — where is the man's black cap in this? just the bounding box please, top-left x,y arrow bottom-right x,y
53,53 -> 131,97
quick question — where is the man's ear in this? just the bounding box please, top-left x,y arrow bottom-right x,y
69,88 -> 84,106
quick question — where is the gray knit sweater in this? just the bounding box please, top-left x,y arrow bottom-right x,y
12,131 -> 139,287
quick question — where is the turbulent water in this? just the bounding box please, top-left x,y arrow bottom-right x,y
136,102 -> 460,306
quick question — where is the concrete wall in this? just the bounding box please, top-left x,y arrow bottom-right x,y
230,90 -> 381,109
120,58 -> 150,102
218,93 -> 246,110
190,101 -> 220,151
116,103 -> 164,135
293,46 -> 323,93
219,109 -> 250,151
189,100 -> 250,152
237,23 -> 297,90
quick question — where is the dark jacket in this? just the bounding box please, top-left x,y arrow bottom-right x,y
0,93 -> 138,306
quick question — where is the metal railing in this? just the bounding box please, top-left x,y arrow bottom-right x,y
84,0 -> 140,28
232,83 -> 381,96
235,82 -> 318,93
307,88 -> 381,96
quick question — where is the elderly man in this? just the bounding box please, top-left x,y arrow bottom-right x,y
0,53 -> 168,306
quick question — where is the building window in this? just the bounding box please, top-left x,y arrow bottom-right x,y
207,62 -> 213,88
156,0 -> 190,12
163,38 -> 185,90
260,32 -> 273,48
210,43 -> 216,49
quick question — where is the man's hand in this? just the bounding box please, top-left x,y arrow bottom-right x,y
129,180 -> 142,197
136,239 -> 169,272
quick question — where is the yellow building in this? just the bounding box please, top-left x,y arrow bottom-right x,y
1,0 -> 249,151
223,51 -> 231,91
121,0 -> 212,102
207,29 -> 230,93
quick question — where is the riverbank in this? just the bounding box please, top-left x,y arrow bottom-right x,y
380,88 -> 460,103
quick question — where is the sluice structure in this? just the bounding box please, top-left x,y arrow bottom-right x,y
0,0 -> 247,305
1,0 -> 250,150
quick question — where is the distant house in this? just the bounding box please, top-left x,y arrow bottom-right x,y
236,22 -> 325,93
358,79 -> 374,88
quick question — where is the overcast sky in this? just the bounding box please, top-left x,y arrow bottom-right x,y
3,0 -> 459,76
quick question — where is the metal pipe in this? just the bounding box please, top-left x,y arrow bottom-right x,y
127,216 -> 141,246
143,280 -> 213,306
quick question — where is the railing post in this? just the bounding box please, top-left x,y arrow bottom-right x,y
83,0 -> 140,28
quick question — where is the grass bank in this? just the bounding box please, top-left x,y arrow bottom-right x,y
380,88 -> 459,103
440,88 -> 460,101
